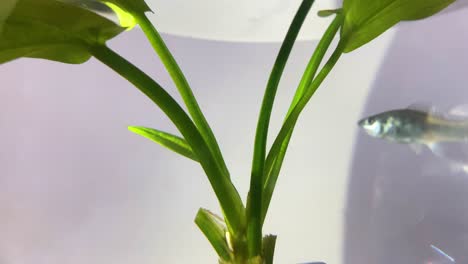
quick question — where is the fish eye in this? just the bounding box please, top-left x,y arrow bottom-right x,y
367,117 -> 375,124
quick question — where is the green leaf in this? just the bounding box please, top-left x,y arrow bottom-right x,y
262,235 -> 277,264
132,13 -> 232,184
128,126 -> 198,161
195,208 -> 232,262
318,8 -> 342,17
248,0 -> 315,257
341,0 -> 455,52
90,44 -> 245,237
67,0 -> 150,30
0,0 -> 124,64
100,0 -> 151,16
261,14 -> 343,225
0,0 -> 16,34
104,0 -> 231,191
104,1 -> 137,29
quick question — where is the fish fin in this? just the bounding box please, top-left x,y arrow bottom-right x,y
428,141 -> 468,174
407,102 -> 435,113
428,142 -> 468,161
448,162 -> 468,174
428,142 -> 444,157
448,104 -> 468,118
407,103 -> 453,120
409,143 -> 424,154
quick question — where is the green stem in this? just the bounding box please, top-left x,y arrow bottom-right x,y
262,37 -> 347,224
135,13 -> 230,179
261,14 -> 344,224
89,44 -> 245,234
286,14 -> 344,118
247,0 -> 315,257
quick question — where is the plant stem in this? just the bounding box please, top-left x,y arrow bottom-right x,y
261,14 -> 344,224
263,37 -> 347,223
287,13 -> 343,117
247,0 -> 315,257
135,13 -> 230,180
89,44 -> 245,234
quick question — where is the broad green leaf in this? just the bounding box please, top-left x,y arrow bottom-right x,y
62,1 -> 137,30
104,2 -> 137,29
195,208 -> 232,262
342,0 -> 455,52
0,0 -> 124,64
0,0 -> 17,35
100,0 -> 151,17
62,0 -> 114,14
128,126 -> 198,161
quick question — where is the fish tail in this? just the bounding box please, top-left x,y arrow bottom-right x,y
428,141 -> 468,173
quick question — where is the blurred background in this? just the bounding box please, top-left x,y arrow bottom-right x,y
1,1 -> 468,263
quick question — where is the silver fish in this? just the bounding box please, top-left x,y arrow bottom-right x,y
359,108 -> 468,145
358,106 -> 468,159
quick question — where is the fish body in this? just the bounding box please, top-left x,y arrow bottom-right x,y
358,108 -> 468,146
358,106 -> 468,172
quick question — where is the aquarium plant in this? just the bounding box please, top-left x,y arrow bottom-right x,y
0,0 -> 456,263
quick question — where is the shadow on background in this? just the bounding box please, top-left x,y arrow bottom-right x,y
345,7 -> 468,264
